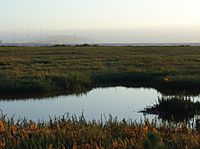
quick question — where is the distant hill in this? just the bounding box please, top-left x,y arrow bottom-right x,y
33,35 -> 95,44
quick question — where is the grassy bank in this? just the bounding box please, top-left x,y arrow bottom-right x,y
0,46 -> 199,96
0,114 -> 200,149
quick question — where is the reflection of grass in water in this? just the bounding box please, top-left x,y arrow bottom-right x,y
142,96 -> 200,122
0,86 -> 91,101
0,113 -> 200,148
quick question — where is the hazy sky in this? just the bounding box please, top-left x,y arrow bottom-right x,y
1,0 -> 200,43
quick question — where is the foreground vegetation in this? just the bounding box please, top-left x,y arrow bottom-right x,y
0,114 -> 200,149
0,46 -> 200,96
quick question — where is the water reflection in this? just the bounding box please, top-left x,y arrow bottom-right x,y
0,87 -> 199,123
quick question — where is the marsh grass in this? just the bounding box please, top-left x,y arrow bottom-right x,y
0,46 -> 199,96
0,112 -> 200,149
141,96 -> 200,122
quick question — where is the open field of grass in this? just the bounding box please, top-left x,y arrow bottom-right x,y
0,46 -> 199,96
0,114 -> 200,149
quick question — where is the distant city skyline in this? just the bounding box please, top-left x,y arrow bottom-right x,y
1,0 -> 200,43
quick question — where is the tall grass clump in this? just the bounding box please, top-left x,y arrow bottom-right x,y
142,96 -> 200,122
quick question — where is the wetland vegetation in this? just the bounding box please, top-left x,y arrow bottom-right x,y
1,113 -> 200,149
141,96 -> 200,122
0,46 -> 199,97
0,46 -> 200,148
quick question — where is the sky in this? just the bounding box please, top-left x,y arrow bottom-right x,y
0,0 -> 200,43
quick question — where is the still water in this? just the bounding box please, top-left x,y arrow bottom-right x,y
0,87 -> 199,122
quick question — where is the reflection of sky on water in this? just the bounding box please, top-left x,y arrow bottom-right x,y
0,87 -> 199,122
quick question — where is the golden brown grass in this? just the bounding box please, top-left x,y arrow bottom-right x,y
0,115 -> 200,149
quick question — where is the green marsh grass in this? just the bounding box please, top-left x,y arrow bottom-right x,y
0,46 -> 199,96
141,96 -> 200,122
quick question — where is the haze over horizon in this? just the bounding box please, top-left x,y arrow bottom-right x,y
1,0 -> 200,43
